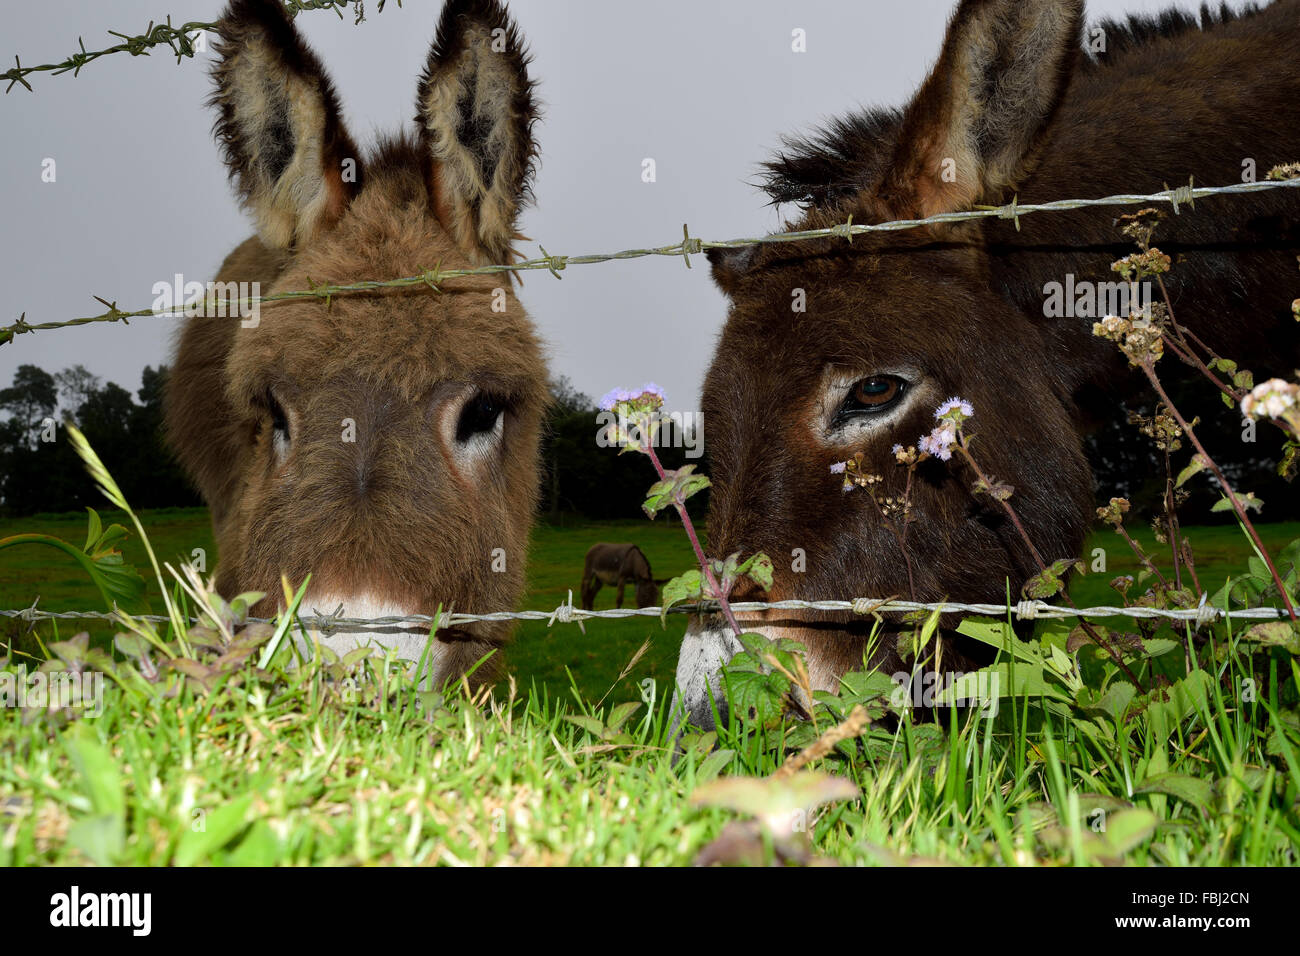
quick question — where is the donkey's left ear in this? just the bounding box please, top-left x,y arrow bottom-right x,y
880,0 -> 1083,218
417,0 -> 539,265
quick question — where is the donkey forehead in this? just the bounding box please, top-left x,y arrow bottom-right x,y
721,249 -> 1003,346
226,285 -> 542,404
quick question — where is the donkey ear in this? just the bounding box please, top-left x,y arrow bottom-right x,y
210,0 -> 361,249
880,0 -> 1083,217
416,0 -> 539,265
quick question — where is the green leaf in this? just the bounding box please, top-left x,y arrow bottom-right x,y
563,715 -> 606,737
63,724 -> 124,818
226,819 -> 285,866
1241,622 -> 1300,655
642,464 -> 711,518
1102,808 -> 1158,856
695,748 -> 735,784
1134,773 -> 1213,810
660,569 -> 702,624
1175,454 -> 1208,488
732,552 -> 775,592
1212,493 -> 1263,513
606,701 -> 642,732
83,507 -> 103,553
174,794 -> 254,866
723,668 -> 791,729
1079,681 -> 1136,724
67,815 -> 125,867
0,526 -> 149,614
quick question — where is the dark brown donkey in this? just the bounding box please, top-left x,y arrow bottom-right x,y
673,0 -> 1300,729
165,0 -> 546,688
580,543 -> 660,610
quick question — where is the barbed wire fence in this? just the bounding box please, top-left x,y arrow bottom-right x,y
5,176 -> 1300,346
0,592 -> 1290,635
2,5 -> 1298,639
2,0 -> 393,93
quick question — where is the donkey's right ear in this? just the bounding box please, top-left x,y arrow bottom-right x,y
210,0 -> 362,249
416,0 -> 539,266
880,0 -> 1083,218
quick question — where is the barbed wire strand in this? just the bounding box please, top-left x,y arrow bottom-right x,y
0,594 -> 1287,636
4,175 -> 1298,347
2,1 -> 391,93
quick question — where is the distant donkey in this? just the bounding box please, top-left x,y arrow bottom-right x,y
674,0 -> 1300,729
580,543 -> 660,610
165,0 -> 546,689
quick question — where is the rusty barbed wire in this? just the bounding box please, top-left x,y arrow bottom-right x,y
2,0 -> 393,93
4,173 -> 1300,348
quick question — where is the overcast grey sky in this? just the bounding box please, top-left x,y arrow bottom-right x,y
1,0 -> 1251,413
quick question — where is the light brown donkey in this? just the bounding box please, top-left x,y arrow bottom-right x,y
165,0 -> 546,688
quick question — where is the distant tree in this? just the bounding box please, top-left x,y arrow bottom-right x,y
54,364 -> 101,417
0,365 -> 57,447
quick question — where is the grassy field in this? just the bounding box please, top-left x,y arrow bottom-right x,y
2,505 -> 1298,867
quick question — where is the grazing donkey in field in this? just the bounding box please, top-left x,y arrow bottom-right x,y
674,0 -> 1300,729
580,543 -> 659,610
165,0 -> 546,689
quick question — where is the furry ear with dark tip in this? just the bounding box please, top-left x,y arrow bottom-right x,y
417,0 -> 539,266
210,0 -> 362,250
880,0 -> 1083,218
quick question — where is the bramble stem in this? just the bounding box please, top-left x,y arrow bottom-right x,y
955,438 -> 1144,685
642,442 -> 745,638
1139,360 -> 1297,622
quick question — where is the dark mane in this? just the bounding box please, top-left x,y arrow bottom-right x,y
757,108 -> 902,210
1087,2 -> 1262,63
760,2 -> 1266,209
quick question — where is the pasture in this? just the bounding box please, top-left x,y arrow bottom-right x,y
2,498 -> 1300,867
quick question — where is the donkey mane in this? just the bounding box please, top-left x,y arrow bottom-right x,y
759,2 -> 1264,210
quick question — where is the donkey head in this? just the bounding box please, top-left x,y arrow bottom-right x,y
166,0 -> 545,687
674,0 -> 1099,729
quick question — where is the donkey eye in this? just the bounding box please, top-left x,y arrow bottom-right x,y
837,376 -> 906,421
456,392 -> 505,442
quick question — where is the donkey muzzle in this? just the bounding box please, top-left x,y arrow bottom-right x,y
667,620 -> 745,736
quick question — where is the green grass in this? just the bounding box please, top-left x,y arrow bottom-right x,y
2,506 -> 1299,866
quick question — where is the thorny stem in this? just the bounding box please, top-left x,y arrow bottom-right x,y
955,439 -> 1145,686
1139,360 -> 1298,622
642,441 -> 745,639
1112,521 -> 1170,591
1164,448 -> 1183,591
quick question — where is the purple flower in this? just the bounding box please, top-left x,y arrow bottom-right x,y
919,424 -> 956,461
829,461 -> 847,474
597,387 -> 628,411
934,397 -> 974,421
